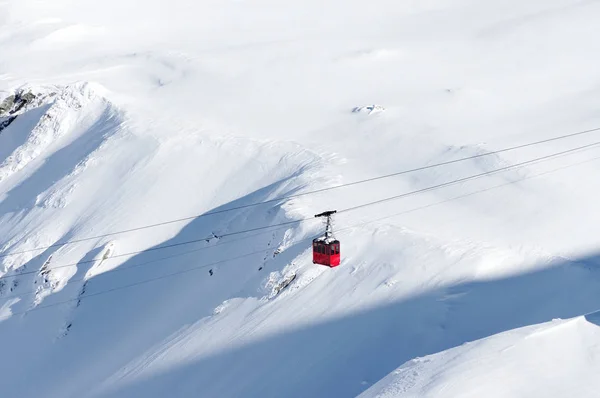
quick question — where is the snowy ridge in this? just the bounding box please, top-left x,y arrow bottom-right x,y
0,83 -> 112,182
360,311 -> 600,398
0,83 -> 123,276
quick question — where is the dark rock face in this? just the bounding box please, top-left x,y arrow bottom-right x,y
11,91 -> 37,114
0,91 -> 38,117
20,92 -> 36,103
0,95 -> 16,116
0,91 -> 39,134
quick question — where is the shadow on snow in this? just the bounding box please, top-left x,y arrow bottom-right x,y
99,252 -> 600,398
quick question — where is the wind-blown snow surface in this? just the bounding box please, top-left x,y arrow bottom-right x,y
360,311 -> 600,398
1,0 -> 600,397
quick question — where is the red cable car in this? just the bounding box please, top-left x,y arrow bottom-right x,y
312,210 -> 341,267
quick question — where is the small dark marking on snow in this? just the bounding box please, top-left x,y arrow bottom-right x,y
40,255 -> 53,278
61,323 -> 73,337
352,104 -> 385,115
206,232 -> 220,243
272,273 -> 297,296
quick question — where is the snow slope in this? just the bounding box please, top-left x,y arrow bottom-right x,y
1,0 -> 600,397
360,311 -> 600,398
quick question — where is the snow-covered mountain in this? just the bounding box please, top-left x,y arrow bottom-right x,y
1,0 -> 600,397
360,310 -> 600,398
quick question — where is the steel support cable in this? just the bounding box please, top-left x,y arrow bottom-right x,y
10,248 -> 277,316
0,224 -> 297,300
0,218 -> 313,281
335,153 -> 600,234
338,140 -> 600,215
5,151 -> 600,312
2,126 -> 600,259
2,140 -> 600,282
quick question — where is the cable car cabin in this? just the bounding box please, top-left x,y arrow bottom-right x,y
312,239 -> 341,267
